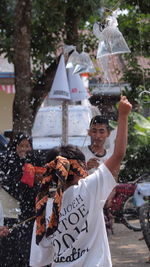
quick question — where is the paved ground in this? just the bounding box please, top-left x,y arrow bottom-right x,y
109,223 -> 150,267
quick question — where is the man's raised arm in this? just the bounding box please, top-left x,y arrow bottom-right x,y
105,96 -> 132,179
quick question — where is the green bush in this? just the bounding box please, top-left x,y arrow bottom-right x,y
119,112 -> 150,182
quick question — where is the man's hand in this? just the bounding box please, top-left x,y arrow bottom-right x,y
87,158 -> 99,170
0,226 -> 9,237
118,95 -> 132,116
34,173 -> 43,183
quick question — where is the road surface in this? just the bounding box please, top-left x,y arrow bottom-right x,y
109,223 -> 150,266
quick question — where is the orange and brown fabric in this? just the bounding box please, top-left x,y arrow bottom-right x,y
35,156 -> 87,245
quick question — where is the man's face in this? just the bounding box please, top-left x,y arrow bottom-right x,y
16,139 -> 32,159
88,123 -> 110,146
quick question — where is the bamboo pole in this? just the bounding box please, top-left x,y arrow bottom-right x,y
62,100 -> 68,145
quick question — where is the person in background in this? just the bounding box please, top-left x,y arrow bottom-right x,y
1,133 -> 43,267
80,116 -> 117,233
80,116 -> 113,174
30,96 -> 132,267
0,201 -> 9,237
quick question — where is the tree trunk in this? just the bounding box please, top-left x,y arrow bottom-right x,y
65,6 -> 80,49
12,1 -> 79,137
13,0 -> 33,135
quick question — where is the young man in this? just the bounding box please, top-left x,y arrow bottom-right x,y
30,96 -> 132,267
80,115 -> 113,174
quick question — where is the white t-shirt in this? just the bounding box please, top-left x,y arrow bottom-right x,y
30,199 -> 54,267
30,163 -> 116,267
80,146 -> 112,174
0,201 -> 4,226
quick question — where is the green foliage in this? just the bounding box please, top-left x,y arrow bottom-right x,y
114,2 -> 150,115
116,5 -> 150,54
130,112 -> 150,144
0,0 -> 15,60
0,0 -> 101,65
0,0 -> 150,71
0,1 -> 150,163
31,0 -> 66,64
119,144 -> 150,182
110,100 -> 150,182
124,0 -> 150,14
119,112 -> 150,182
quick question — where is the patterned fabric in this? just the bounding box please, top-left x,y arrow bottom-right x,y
21,163 -> 46,187
35,156 -> 88,245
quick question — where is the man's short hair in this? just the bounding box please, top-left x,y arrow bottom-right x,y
90,115 -> 110,131
46,144 -> 85,163
60,145 -> 85,162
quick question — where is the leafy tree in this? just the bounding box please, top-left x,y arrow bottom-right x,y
0,0 -> 101,134
0,0 -> 150,136
110,110 -> 150,182
98,1 -> 150,180
119,112 -> 150,181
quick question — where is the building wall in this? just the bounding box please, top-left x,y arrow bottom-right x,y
0,91 -> 14,133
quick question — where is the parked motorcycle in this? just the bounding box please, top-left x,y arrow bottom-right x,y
135,183 -> 150,250
104,173 -> 150,232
